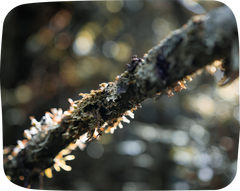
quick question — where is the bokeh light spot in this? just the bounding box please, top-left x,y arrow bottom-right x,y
55,32 -> 72,50
73,36 -> 93,56
117,140 -> 146,156
1,88 -> 9,105
220,136 -> 234,151
114,42 -> 132,62
133,153 -> 153,168
197,167 -> 213,182
152,18 -> 170,37
196,95 -> 215,115
171,130 -> 189,146
126,0 -> 143,11
174,181 -> 189,190
49,9 -> 72,32
106,0 -> 123,13
5,108 -> 26,125
15,85 -> 32,103
87,142 -> 104,159
102,40 -> 119,58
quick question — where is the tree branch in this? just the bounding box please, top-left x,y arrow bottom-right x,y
3,6 -> 238,187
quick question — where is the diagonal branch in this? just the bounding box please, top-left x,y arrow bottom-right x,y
3,6 -> 238,187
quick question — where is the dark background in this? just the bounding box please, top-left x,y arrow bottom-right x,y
1,1 -> 239,190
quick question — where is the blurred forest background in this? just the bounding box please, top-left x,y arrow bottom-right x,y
1,1 -> 239,190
